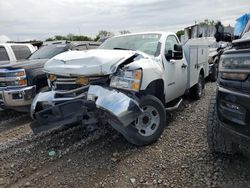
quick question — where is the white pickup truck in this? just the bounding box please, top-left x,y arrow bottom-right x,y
0,43 -> 36,65
31,32 -> 209,146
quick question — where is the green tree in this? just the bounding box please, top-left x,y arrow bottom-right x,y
176,30 -> 184,39
45,34 -> 93,41
45,37 -> 54,41
120,30 -> 131,35
94,30 -> 114,41
199,19 -> 216,26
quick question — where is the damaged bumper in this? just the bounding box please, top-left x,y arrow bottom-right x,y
31,85 -> 142,132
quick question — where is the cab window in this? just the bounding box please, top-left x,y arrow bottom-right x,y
11,45 -> 32,60
0,46 -> 9,61
165,35 -> 178,52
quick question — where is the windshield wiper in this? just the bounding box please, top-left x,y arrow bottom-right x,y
113,47 -> 131,50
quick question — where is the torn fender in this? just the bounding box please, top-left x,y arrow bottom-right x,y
87,85 -> 142,126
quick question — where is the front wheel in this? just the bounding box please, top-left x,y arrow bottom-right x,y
207,95 -> 235,154
190,74 -> 205,100
123,95 -> 166,146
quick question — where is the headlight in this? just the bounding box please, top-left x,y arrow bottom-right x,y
220,54 -> 250,70
10,69 -> 27,86
221,72 -> 248,81
219,54 -> 250,81
110,69 -> 142,92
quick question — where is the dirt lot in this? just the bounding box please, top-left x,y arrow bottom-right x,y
0,82 -> 250,188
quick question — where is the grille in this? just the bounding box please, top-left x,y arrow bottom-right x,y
51,75 -> 109,91
0,82 -> 7,87
53,76 -> 81,90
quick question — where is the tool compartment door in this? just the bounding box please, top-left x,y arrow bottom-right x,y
198,47 -> 209,77
189,47 -> 198,88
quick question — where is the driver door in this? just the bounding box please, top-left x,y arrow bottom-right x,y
163,35 -> 188,102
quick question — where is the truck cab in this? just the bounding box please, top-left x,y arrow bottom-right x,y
31,32 -> 208,146
0,43 -> 36,65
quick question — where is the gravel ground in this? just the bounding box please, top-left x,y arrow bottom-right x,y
0,82 -> 250,188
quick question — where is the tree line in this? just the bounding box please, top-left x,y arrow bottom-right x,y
46,20 -> 217,42
45,30 -> 130,42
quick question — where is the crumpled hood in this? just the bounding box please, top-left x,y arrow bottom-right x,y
44,49 -> 138,76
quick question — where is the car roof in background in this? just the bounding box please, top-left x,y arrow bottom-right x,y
42,40 -> 101,47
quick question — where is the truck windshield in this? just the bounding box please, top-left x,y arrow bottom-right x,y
28,44 -> 67,60
99,34 -> 161,56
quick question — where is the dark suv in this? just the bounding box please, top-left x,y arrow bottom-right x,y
207,19 -> 250,155
0,41 -> 100,112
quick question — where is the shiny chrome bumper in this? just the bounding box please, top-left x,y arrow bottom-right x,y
0,86 -> 36,108
31,85 -> 142,128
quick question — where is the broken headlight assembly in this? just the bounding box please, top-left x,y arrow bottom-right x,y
219,54 -> 250,81
110,69 -> 142,92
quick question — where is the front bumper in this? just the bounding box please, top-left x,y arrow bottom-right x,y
0,86 -> 36,108
217,86 -> 250,140
219,120 -> 250,148
31,85 -> 142,132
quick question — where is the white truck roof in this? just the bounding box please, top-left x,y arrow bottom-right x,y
0,43 -> 36,63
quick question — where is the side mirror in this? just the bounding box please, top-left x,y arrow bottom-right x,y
165,44 -> 183,61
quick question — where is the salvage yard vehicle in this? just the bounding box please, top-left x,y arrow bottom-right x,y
207,14 -> 250,156
31,32 -> 209,146
0,43 -> 36,65
0,41 -> 100,112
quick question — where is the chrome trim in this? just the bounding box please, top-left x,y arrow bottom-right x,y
0,85 -> 36,107
0,76 -> 26,82
54,81 -> 76,85
31,85 -> 89,119
0,68 -> 26,73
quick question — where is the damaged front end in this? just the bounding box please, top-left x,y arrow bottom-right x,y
31,85 -> 142,133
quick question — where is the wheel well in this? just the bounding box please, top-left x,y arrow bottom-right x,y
34,76 -> 47,92
200,68 -> 204,77
140,79 -> 165,105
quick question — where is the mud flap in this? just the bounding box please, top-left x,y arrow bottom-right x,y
30,99 -> 95,134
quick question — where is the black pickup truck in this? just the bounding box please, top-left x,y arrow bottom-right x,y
0,41 -> 100,112
207,18 -> 250,155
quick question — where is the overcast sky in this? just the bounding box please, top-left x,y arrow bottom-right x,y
0,0 -> 249,41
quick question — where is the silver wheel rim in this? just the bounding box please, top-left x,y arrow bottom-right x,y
134,105 -> 160,137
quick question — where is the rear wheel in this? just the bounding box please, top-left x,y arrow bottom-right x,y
124,95 -> 166,146
190,74 -> 204,100
209,63 -> 218,82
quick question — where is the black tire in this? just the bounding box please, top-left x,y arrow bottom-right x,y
207,95 -> 235,154
123,95 -> 166,146
190,74 -> 205,100
209,63 -> 218,82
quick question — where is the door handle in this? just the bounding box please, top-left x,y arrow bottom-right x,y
181,63 -> 187,68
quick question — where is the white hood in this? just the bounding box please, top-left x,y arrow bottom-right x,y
44,49 -> 138,76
